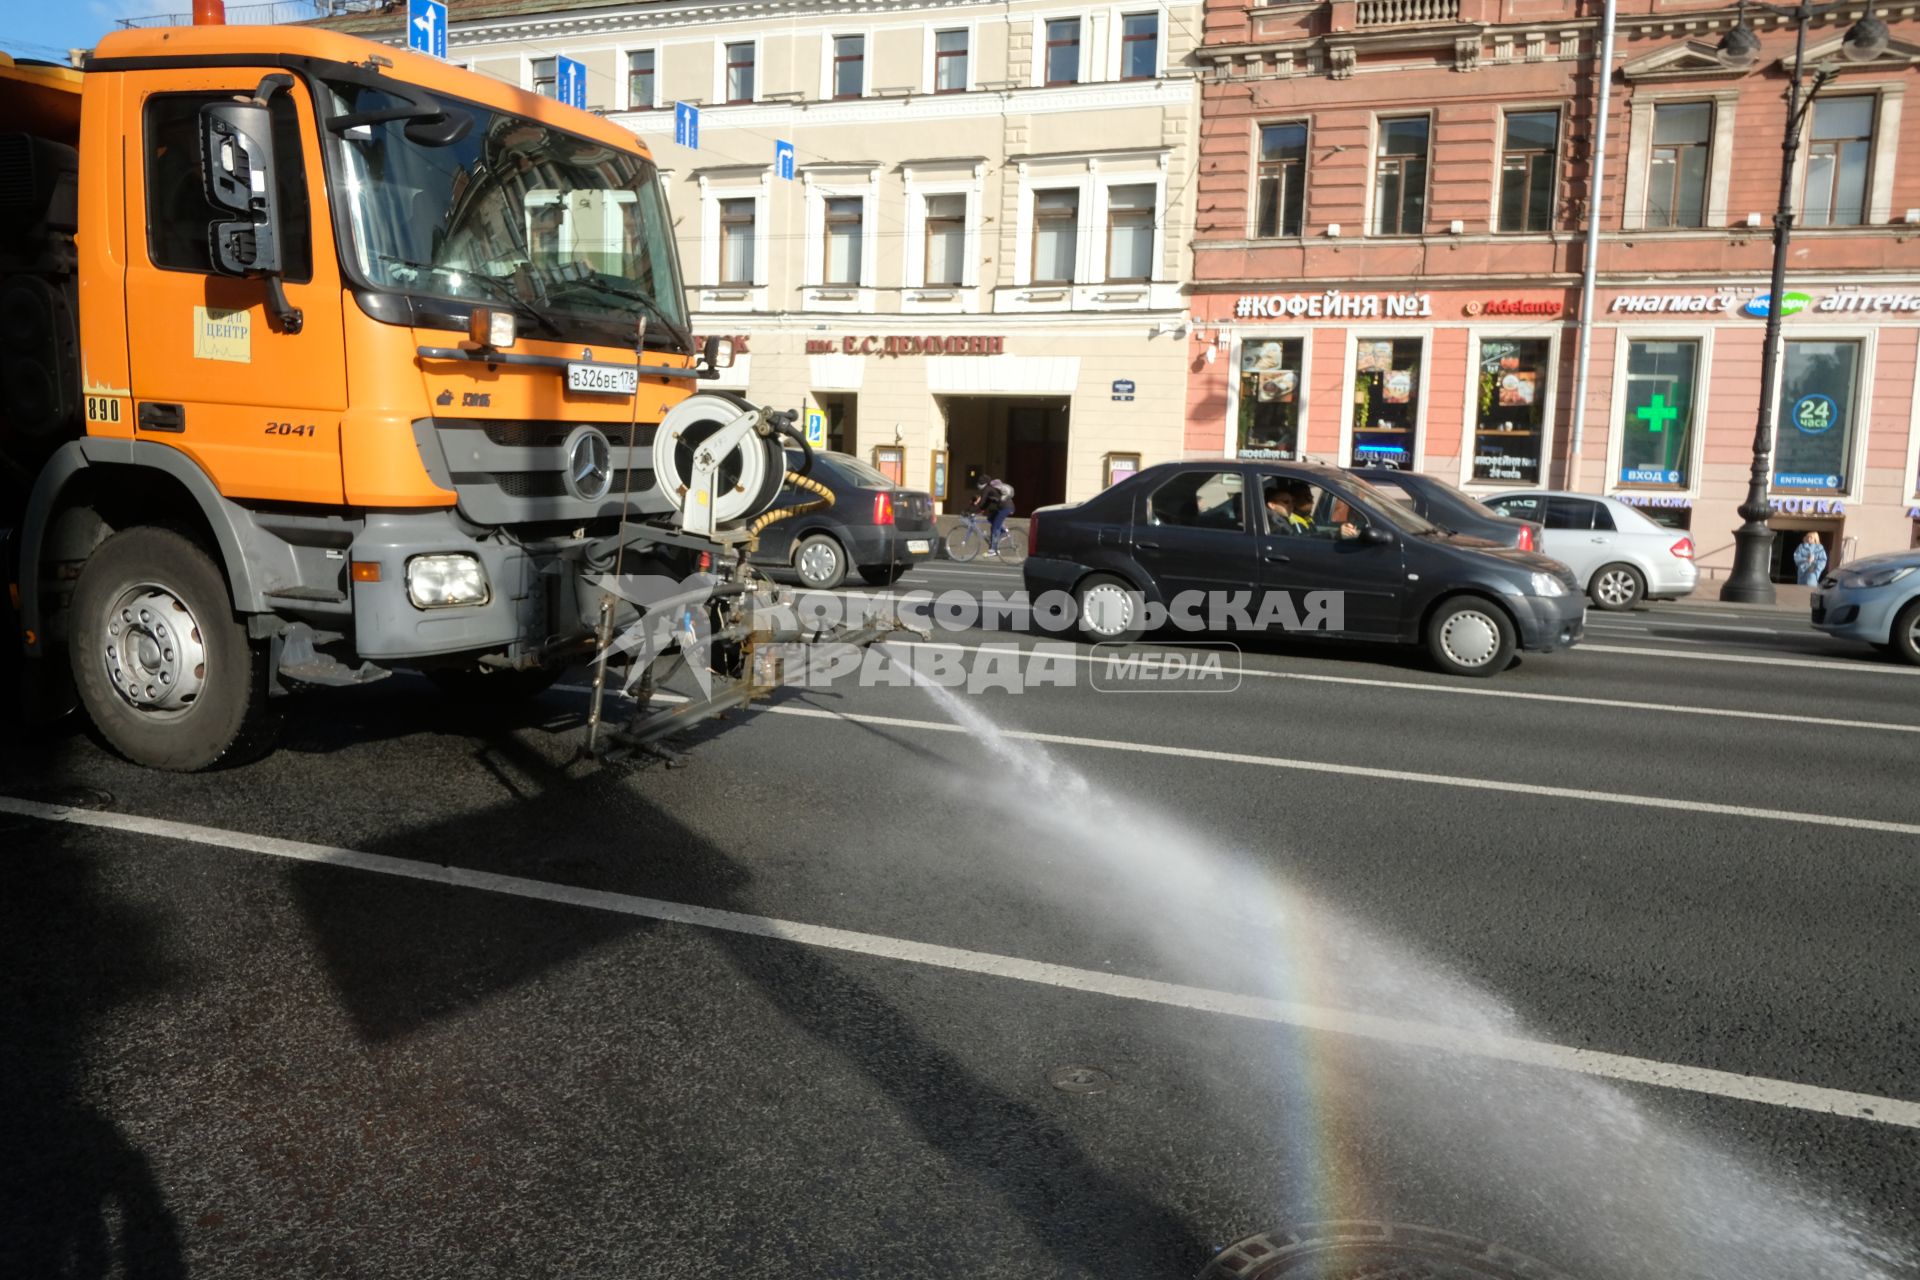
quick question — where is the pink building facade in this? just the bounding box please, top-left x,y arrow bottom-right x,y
1186,0 -> 1920,577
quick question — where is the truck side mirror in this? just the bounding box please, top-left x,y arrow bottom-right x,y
200,101 -> 285,277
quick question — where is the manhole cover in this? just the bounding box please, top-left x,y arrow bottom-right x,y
1047,1064 -> 1113,1094
1198,1222 -> 1577,1280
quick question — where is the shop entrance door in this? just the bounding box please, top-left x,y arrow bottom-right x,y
939,396 -> 1070,510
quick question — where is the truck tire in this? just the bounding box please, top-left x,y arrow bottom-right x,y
428,666 -> 564,702
68,526 -> 280,771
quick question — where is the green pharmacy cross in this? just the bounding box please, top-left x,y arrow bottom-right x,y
1637,394 -> 1678,433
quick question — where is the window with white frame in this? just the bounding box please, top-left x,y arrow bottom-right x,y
834,35 -> 866,99
719,198 -> 756,285
1646,102 -> 1711,229
824,196 -> 864,285
935,29 -> 969,93
1032,189 -> 1080,283
1045,19 -> 1081,86
1120,13 -> 1159,81
726,42 -> 756,104
530,57 -> 557,97
627,50 -> 656,109
924,193 -> 968,286
1105,184 -> 1155,281
1804,96 -> 1874,227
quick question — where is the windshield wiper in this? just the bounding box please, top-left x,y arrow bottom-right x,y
539,272 -> 695,353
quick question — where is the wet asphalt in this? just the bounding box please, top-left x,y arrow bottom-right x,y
3,561 -> 1917,1279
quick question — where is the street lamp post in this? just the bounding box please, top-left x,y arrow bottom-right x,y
1714,2 -> 1889,603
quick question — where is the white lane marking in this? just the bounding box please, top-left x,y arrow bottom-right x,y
1581,643 -> 1917,674
4,795 -> 1913,1131
866,642 -> 1920,734
1588,619 -> 1799,637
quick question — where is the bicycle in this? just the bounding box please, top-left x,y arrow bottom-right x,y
943,512 -> 1027,565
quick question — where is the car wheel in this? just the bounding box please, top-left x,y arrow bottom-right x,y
1074,574 -> 1146,644
793,534 -> 848,590
1888,599 -> 1920,667
1589,562 -> 1645,611
1426,597 -> 1516,678
858,564 -> 905,587
69,526 -> 280,770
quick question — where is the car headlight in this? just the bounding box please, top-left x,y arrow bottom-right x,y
1529,571 -> 1567,598
406,554 -> 490,608
1838,565 -> 1916,589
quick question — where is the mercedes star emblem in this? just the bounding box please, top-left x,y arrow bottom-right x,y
563,426 -> 614,502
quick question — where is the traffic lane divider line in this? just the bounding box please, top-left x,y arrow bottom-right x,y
1580,643 -> 1920,673
3,794 -> 1914,1132
860,641 -> 1920,734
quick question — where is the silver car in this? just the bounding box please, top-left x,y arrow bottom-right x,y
1811,548 -> 1920,665
1484,491 -> 1699,610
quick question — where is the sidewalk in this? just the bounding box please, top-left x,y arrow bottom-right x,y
1677,578 -> 1814,614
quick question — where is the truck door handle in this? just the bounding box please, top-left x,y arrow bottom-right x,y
137,402 -> 185,433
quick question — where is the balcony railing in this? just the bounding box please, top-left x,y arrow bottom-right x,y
1355,0 -> 1462,27
117,0 -> 377,27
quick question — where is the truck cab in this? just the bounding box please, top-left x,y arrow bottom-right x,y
1,26 -> 761,769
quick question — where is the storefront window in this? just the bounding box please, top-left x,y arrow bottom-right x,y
1471,339 -> 1549,483
1350,337 -> 1422,468
1618,340 -> 1699,488
1237,338 -> 1304,460
1773,339 -> 1860,494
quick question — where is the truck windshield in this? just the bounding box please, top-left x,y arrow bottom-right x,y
326,81 -> 689,350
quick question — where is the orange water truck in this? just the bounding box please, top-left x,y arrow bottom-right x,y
1,4 -> 871,770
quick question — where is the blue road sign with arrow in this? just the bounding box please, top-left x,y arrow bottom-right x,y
775,140 -> 795,180
675,102 -> 701,149
556,56 -> 587,109
407,0 -> 447,60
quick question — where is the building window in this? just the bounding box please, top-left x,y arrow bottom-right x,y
1773,340 -> 1861,494
834,35 -> 865,99
1105,184 -> 1155,282
1045,19 -> 1081,86
725,42 -> 756,103
719,198 -> 755,285
1498,110 -> 1558,233
627,50 -> 655,108
1618,340 -> 1699,488
1472,339 -> 1550,483
1350,337 -> 1422,467
823,196 -> 864,285
1120,13 -> 1158,80
935,29 -> 969,93
1373,116 -> 1429,237
1238,338 -> 1305,460
1804,96 -> 1873,227
530,57 -> 557,97
924,193 -> 967,287
1032,188 -> 1079,284
1646,102 -> 1711,229
1256,122 -> 1307,238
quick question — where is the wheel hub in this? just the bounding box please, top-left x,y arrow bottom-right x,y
1440,610 -> 1500,667
103,585 -> 208,715
799,541 -> 838,582
1081,584 -> 1134,637
1596,571 -> 1632,605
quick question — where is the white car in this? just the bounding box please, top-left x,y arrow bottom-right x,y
1483,490 -> 1698,610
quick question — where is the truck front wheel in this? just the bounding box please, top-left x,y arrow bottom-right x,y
69,527 -> 279,771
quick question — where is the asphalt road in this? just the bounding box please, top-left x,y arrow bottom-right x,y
4,562 -> 1917,1280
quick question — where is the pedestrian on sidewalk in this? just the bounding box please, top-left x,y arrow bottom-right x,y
1793,531 -> 1828,586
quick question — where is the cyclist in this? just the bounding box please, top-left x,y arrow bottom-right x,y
969,474 -> 1016,554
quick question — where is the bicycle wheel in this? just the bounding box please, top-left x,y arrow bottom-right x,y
991,530 -> 1028,566
944,523 -> 982,562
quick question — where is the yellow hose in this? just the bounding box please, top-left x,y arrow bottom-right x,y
744,470 -> 835,550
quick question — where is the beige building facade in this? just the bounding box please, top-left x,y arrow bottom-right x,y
344,0 -> 1205,510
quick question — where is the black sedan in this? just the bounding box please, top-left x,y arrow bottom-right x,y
1023,461 -> 1584,677
750,450 -> 938,589
1345,465 -> 1546,553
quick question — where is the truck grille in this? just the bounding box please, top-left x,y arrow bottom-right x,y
426,418 -> 668,526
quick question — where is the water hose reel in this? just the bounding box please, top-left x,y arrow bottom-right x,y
651,393 -> 791,539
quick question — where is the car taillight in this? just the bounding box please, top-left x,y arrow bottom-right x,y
1516,524 -> 1535,552
1670,537 -> 1694,559
873,492 -> 894,525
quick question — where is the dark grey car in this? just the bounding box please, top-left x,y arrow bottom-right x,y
749,450 -> 937,589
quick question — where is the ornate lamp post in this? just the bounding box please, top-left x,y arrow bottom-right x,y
1714,2 -> 1889,603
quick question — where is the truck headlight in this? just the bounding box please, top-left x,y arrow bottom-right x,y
1529,572 -> 1567,598
406,554 -> 490,608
